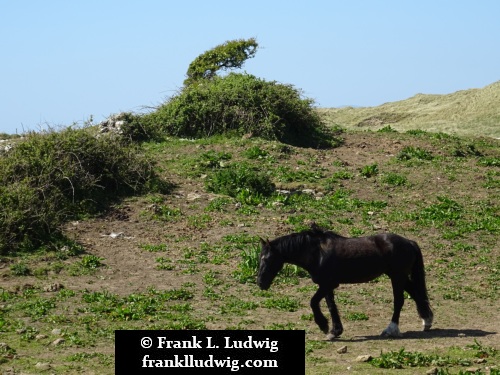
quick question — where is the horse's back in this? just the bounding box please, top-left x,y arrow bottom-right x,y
324,232 -> 417,283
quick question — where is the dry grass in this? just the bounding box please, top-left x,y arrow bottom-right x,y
318,80 -> 500,138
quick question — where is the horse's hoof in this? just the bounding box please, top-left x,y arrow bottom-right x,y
325,333 -> 336,341
334,327 -> 343,337
422,317 -> 433,331
381,322 -> 402,337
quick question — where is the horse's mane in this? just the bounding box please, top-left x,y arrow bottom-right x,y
271,224 -> 343,256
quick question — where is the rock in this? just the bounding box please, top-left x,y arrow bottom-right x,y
465,368 -> 480,373
35,334 -> 48,340
98,113 -> 129,135
44,283 -> 64,292
426,367 -> 438,375
51,328 -> 62,335
35,362 -> 51,371
337,345 -> 348,354
356,354 -> 372,362
276,189 -> 291,195
52,338 -> 65,346
187,193 -> 202,201
474,358 -> 487,364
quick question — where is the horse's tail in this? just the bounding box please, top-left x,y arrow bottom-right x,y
410,241 -> 433,329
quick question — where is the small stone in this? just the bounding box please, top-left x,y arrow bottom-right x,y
44,283 -> 64,292
426,367 -> 438,375
16,328 -> 26,334
474,358 -> 487,364
458,333 -> 466,337
356,354 -> 372,362
35,362 -> 51,371
337,345 -> 348,354
465,368 -> 480,373
52,338 -> 65,346
51,328 -> 62,335
187,192 -> 202,201
35,334 -> 48,340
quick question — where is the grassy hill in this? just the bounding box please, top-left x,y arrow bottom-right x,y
318,80 -> 500,138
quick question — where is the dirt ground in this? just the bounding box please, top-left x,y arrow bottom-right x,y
1,132 -> 498,374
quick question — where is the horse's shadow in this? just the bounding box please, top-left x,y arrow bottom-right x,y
332,328 -> 497,342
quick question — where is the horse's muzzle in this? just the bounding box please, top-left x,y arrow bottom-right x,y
257,278 -> 270,290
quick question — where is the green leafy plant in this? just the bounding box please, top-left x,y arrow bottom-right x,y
10,262 -> 31,276
233,244 -> 260,283
80,255 -> 104,269
197,150 -> 232,170
382,172 -> 408,186
345,312 -> 369,321
205,162 -> 275,198
397,146 -> 434,161
262,296 -> 300,312
155,257 -> 174,270
369,348 -> 470,369
140,243 -> 168,252
244,146 -> 269,159
360,163 -> 379,178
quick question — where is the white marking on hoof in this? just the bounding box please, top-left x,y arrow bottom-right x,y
381,322 -> 402,337
422,317 -> 433,331
325,333 -> 336,341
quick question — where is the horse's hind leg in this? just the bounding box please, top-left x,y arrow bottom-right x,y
325,290 -> 343,340
404,280 -> 433,331
310,287 -> 329,334
381,275 -> 405,337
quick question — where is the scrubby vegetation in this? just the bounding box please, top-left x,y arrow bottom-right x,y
0,127 -> 166,254
120,38 -> 339,147
135,73 -> 336,147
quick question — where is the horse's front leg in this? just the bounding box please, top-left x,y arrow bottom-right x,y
325,290 -> 344,340
310,287 -> 329,334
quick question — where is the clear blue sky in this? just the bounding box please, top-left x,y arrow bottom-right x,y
1,0 -> 499,134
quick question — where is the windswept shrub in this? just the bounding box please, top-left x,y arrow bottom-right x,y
184,38 -> 258,87
139,73 -> 338,148
0,127 -> 166,253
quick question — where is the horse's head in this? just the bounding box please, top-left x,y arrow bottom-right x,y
257,238 -> 284,290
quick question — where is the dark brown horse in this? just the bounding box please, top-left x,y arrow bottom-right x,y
257,224 -> 433,338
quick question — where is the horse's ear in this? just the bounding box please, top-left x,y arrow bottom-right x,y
259,238 -> 271,247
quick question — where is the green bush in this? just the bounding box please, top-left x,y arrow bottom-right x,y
0,127 -> 165,253
397,146 -> 434,161
205,162 -> 275,198
138,73 -> 337,148
184,38 -> 258,87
